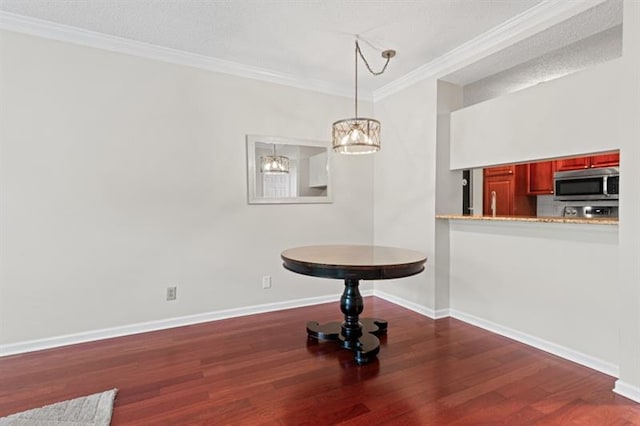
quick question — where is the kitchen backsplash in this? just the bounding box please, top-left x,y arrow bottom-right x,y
537,195 -> 563,217
537,195 -> 620,218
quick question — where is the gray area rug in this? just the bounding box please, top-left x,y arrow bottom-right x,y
0,389 -> 117,426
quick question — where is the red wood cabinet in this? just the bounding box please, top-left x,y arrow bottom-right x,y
526,161 -> 555,195
483,176 -> 513,216
555,157 -> 589,172
555,153 -> 619,172
482,152 -> 618,216
484,165 -> 514,177
483,165 -> 536,216
590,152 -> 620,168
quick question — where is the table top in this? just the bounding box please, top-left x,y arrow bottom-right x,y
281,245 -> 427,280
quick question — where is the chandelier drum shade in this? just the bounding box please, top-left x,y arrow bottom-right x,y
260,144 -> 290,174
332,118 -> 381,154
332,40 -> 395,154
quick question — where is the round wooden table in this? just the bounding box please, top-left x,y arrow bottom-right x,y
281,245 -> 427,364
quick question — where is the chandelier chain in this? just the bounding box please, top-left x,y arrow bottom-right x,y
353,40 -> 393,119
356,41 -> 392,76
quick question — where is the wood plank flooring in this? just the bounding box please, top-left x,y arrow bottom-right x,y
1,297 -> 638,425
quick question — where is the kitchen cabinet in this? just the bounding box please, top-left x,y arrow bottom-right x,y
555,157 -> 590,172
308,152 -> 328,187
483,165 -> 536,216
484,165 -> 514,177
483,176 -> 512,216
590,152 -> 620,168
555,153 -> 620,172
526,161 -> 555,195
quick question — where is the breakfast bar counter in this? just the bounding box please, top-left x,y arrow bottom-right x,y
436,214 -> 618,225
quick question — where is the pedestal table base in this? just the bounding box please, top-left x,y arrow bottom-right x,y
306,278 -> 387,364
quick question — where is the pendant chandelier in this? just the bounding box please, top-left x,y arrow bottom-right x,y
332,40 -> 395,154
260,144 -> 290,174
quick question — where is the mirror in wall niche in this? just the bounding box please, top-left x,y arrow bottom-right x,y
246,135 -> 332,204
467,150 -> 620,219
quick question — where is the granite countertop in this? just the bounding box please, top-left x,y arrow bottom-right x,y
435,214 -> 618,225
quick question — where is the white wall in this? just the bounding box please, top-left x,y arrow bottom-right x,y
450,57 -> 624,169
0,31 -> 374,345
372,78 -> 438,311
435,81 -> 463,312
615,0 -> 640,397
449,220 -> 619,369
373,60 -> 628,376
447,0 -> 640,396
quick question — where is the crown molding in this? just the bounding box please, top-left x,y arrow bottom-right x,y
0,11 -> 372,101
0,1 -> 607,105
373,0 -> 610,101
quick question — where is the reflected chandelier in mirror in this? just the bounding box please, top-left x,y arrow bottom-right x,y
246,135 -> 332,204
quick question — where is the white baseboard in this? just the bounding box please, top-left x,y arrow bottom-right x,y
449,309 -> 619,378
614,380 -> 640,403
372,290 -> 450,319
0,292 -> 372,357
0,289 -> 625,390
371,292 -> 620,379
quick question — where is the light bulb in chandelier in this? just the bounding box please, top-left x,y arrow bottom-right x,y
345,124 -> 369,144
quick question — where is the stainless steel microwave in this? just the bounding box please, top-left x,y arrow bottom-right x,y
554,167 -> 619,201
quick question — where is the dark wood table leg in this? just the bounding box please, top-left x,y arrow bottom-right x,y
306,278 -> 387,364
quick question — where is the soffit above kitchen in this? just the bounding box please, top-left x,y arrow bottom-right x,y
0,0 -> 621,99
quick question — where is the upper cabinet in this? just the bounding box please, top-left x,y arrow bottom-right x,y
308,152 -> 328,188
526,161 -> 555,195
590,152 -> 620,168
483,152 -> 619,211
554,157 -> 590,172
555,152 -> 619,172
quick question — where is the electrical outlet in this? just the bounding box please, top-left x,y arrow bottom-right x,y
166,286 -> 177,301
262,276 -> 272,289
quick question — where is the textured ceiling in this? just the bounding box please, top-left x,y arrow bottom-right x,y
462,24 -> 622,107
456,0 -> 623,107
0,0 -> 623,98
444,0 -> 623,86
0,0 -> 546,92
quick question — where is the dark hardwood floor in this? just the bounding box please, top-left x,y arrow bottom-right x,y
1,297 -> 638,425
